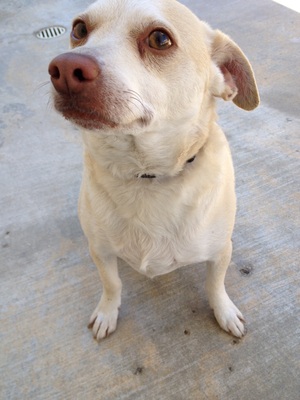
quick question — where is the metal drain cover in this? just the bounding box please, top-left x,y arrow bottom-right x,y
35,26 -> 66,40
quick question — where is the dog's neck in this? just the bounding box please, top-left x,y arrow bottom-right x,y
81,122 -> 210,181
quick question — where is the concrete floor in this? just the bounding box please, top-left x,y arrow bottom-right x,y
1,0 -> 299,399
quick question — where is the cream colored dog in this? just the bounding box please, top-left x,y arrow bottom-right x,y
49,0 -> 259,340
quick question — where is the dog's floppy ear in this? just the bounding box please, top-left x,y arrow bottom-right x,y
211,30 -> 259,111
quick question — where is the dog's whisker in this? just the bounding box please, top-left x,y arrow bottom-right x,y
123,101 -> 138,119
46,97 -> 54,111
124,89 -> 144,103
127,98 -> 143,113
34,81 -> 50,93
126,91 -> 151,115
127,93 -> 149,114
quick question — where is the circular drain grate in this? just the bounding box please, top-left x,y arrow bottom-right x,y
35,26 -> 66,40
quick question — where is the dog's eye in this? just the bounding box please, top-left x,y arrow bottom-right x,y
72,20 -> 88,40
148,30 -> 172,50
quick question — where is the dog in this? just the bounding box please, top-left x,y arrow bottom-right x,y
48,0 -> 259,340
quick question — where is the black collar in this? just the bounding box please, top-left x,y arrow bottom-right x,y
140,155 -> 196,179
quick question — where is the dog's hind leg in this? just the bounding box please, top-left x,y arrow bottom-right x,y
87,247 -> 122,341
205,241 -> 245,337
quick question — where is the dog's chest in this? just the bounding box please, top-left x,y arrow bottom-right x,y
112,219 -> 208,278
100,186 -> 214,278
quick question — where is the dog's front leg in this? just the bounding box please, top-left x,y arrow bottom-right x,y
206,242 -> 245,337
87,246 -> 122,341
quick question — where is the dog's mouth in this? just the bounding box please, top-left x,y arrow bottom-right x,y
62,107 -> 117,129
53,96 -> 152,131
54,97 -> 118,130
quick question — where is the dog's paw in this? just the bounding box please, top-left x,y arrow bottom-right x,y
88,299 -> 120,341
213,297 -> 245,338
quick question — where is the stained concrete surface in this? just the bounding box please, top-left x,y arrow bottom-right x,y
0,0 -> 299,399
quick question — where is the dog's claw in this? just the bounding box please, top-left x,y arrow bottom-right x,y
87,317 -> 96,330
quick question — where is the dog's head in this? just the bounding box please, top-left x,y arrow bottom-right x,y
49,0 -> 259,177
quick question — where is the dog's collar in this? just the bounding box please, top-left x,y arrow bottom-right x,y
140,155 -> 196,179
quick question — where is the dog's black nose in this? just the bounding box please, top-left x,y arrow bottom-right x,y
48,53 -> 100,94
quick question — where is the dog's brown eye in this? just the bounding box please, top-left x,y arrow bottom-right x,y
72,20 -> 88,40
148,31 -> 172,50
